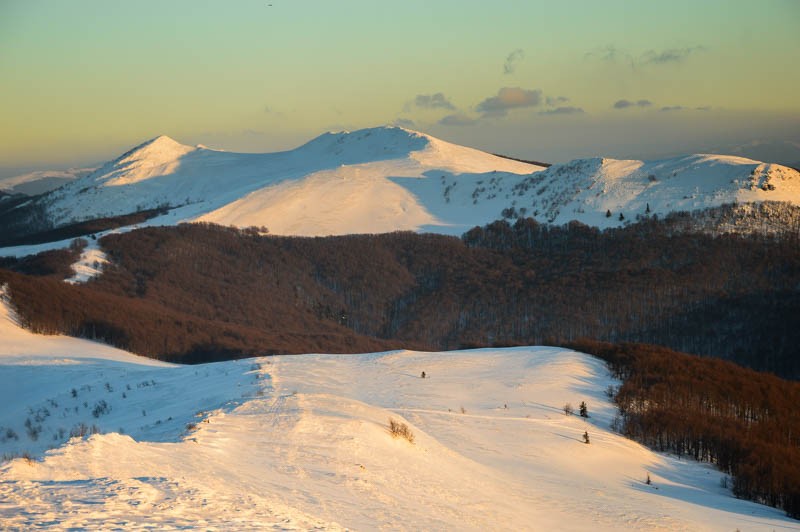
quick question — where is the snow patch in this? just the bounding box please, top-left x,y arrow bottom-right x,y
65,241 -> 108,284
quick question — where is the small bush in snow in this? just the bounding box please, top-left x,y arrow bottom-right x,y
24,418 -> 41,441
69,423 -> 101,438
563,403 -> 574,416
579,401 -> 588,418
582,431 -> 590,444
388,419 -> 415,444
91,400 -> 110,418
1,452 -> 36,465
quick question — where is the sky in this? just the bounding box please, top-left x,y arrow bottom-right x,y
1,0 -> 799,175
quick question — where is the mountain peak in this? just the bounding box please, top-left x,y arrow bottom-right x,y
117,135 -> 194,163
295,126 -> 432,164
136,134 -> 190,152
90,135 -> 196,187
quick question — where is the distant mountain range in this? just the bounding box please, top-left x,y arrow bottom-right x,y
2,126 -> 799,245
0,167 -> 95,196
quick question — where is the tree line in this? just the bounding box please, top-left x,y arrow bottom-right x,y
565,339 -> 800,518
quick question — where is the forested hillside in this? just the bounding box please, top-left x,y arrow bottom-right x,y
1,212 -> 798,376
566,339 -> 800,518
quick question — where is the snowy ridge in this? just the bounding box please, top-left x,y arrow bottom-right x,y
17,126 -> 800,240
0,319 -> 795,529
452,153 -> 800,228
32,126 -> 543,235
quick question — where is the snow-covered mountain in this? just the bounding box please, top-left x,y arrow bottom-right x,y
40,127 -> 537,236
493,154 -> 800,227
1,294 -> 795,530
15,126 -> 800,239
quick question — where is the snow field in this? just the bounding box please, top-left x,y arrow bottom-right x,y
1,289 -> 798,529
2,333 -> 797,529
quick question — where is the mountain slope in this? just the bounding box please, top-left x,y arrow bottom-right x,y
0,286 -> 167,367
1,328 -> 796,529
455,154 -> 800,228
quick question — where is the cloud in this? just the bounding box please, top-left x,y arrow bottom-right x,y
392,118 -> 417,129
476,87 -> 542,116
660,105 -> 684,112
503,48 -> 525,75
410,92 -> 456,111
438,113 -> 478,126
585,45 -> 636,69
546,96 -> 570,106
613,99 -> 653,109
539,106 -> 584,116
586,44 -> 706,69
585,45 -> 625,62
640,46 -> 706,65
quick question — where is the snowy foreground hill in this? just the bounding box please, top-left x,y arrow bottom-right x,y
1,299 -> 796,530
15,126 -> 800,239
